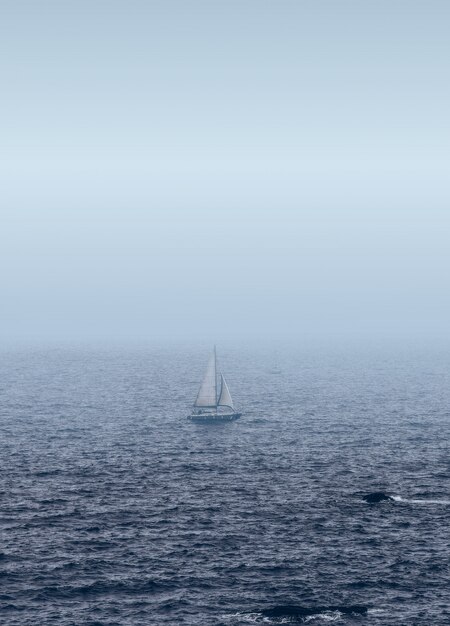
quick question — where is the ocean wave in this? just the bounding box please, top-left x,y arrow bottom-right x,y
32,578 -> 175,600
228,606 -> 369,624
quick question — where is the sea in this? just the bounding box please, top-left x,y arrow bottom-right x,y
1,341 -> 450,625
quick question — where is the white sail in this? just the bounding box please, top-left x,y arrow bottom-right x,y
218,374 -> 234,409
194,348 -> 217,407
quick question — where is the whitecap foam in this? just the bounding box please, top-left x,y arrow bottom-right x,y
223,612 -> 276,624
393,495 -> 450,505
304,610 -> 341,622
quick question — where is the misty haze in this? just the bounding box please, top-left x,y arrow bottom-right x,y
1,1 -> 450,625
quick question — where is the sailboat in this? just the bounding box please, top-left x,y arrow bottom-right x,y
187,347 -> 242,422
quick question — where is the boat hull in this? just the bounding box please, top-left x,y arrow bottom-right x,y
187,412 -> 242,423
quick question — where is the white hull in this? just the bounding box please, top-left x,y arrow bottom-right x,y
187,411 -> 241,423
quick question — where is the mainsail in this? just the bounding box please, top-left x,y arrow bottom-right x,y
218,374 -> 234,409
194,348 -> 217,407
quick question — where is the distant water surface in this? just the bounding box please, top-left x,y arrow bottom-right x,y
1,343 -> 450,624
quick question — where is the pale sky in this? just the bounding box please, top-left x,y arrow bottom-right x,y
1,1 -> 449,342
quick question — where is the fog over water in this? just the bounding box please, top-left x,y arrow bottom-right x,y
2,6 -> 450,625
1,1 -> 450,343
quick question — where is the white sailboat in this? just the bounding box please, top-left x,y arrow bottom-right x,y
187,347 -> 241,422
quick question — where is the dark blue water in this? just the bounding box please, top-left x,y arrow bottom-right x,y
1,343 -> 450,625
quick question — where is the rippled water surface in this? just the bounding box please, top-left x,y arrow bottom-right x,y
1,343 -> 450,624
